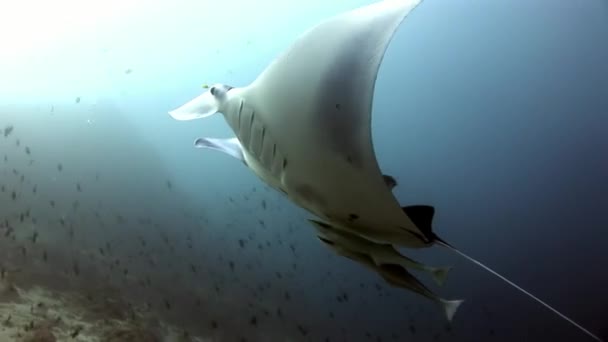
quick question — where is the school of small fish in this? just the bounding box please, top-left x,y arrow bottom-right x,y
0,115 -> 519,342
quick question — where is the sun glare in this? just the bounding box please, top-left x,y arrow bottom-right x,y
0,0 -> 141,62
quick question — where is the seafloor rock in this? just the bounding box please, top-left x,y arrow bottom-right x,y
103,326 -> 161,342
0,279 -> 19,302
19,325 -> 57,342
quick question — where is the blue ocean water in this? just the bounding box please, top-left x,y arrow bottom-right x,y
0,0 -> 606,341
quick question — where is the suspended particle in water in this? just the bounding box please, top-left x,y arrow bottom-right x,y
73,261 -> 80,276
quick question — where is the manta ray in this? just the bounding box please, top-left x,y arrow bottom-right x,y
168,0 -> 602,340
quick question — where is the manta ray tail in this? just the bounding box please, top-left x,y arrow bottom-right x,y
402,205 -> 602,341
434,236 -> 604,342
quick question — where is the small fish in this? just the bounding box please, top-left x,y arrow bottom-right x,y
75,97 -> 81,104
125,68 -> 133,74
3,125 -> 13,137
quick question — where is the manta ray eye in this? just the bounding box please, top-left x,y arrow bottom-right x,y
210,85 -> 232,98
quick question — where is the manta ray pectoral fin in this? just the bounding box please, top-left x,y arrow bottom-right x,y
194,137 -> 246,164
169,89 -> 219,121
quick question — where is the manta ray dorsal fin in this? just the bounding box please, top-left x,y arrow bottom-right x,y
402,205 -> 435,239
194,137 -> 245,164
383,174 -> 398,190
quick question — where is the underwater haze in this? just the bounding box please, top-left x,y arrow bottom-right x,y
1,0 -> 607,341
